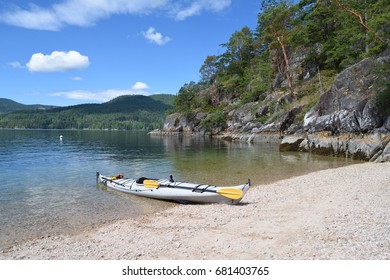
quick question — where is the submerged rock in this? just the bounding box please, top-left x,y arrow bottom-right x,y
279,135 -> 305,152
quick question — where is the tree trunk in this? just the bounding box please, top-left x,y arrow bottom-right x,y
333,0 -> 385,44
277,36 -> 295,99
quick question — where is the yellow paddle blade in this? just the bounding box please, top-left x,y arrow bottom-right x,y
216,188 -> 243,200
143,180 -> 159,188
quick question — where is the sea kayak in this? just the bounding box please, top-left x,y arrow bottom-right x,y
96,173 -> 250,204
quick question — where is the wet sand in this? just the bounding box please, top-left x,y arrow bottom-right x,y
1,162 -> 389,260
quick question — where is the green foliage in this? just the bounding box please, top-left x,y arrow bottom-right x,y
173,81 -> 206,113
297,0 -> 388,70
0,95 -> 174,130
257,0 -> 297,46
0,98 -> 57,113
200,109 -> 228,131
241,55 -> 273,103
167,0 -> 390,131
196,27 -> 258,97
199,55 -> 219,86
219,26 -> 256,77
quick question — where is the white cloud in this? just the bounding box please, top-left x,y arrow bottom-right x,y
51,89 -> 129,102
175,2 -> 202,20
8,61 -> 25,69
132,82 -> 149,91
50,82 -> 152,102
174,0 -> 231,20
1,4 -> 62,31
142,27 -> 171,45
26,50 -> 89,72
0,0 -> 231,30
0,0 -> 169,31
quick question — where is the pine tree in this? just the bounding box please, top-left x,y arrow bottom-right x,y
257,0 -> 298,98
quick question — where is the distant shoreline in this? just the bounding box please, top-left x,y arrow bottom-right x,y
2,161 -> 389,260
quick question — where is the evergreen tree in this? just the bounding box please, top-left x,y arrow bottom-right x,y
257,0 -> 298,98
199,55 -> 219,86
217,26 -> 256,95
162,0 -> 390,130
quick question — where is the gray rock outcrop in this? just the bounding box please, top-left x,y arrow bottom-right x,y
281,132 -> 390,161
294,48 -> 390,161
158,47 -> 390,161
304,48 -> 390,135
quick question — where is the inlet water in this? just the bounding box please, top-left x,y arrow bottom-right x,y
0,129 -> 355,250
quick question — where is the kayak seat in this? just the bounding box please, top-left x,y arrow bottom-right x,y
136,177 -> 148,184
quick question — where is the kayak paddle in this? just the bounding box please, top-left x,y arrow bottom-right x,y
143,180 -> 243,200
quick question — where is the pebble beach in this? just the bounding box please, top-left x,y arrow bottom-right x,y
1,162 -> 389,260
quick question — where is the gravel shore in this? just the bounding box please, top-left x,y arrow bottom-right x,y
1,162 -> 389,260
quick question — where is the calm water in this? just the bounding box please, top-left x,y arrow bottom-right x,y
0,129 -> 356,249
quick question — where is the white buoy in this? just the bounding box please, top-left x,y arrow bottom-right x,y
60,135 -> 63,141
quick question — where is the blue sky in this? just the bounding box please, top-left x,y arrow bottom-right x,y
0,0 -> 261,106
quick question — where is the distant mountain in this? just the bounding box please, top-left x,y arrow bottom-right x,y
0,98 -> 58,113
0,94 -> 175,130
50,94 -> 174,114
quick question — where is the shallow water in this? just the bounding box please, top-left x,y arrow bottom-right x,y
0,129 -> 356,249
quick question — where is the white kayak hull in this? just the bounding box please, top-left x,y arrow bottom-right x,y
97,173 -> 250,204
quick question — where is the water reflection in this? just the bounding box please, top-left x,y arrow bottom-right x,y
151,134 -> 356,186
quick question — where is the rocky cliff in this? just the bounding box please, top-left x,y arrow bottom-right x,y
303,48 -> 390,134
155,47 -> 390,161
281,47 -> 390,162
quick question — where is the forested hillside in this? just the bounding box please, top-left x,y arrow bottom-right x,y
0,94 -> 174,130
0,98 -> 57,113
171,0 -> 390,132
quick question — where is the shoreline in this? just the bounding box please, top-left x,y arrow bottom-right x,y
1,162 -> 389,260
